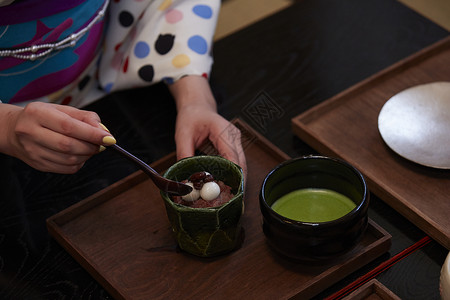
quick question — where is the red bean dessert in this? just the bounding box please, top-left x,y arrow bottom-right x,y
172,171 -> 234,208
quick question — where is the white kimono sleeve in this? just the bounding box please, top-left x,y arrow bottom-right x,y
98,0 -> 220,93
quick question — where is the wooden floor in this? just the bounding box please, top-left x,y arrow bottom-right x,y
215,0 -> 450,40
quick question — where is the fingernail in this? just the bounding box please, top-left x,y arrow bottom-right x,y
99,145 -> 106,152
99,123 -> 110,132
102,136 -> 116,145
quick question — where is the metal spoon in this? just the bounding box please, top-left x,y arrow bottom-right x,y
109,144 -> 193,196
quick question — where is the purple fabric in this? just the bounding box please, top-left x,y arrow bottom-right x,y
9,20 -> 104,103
0,0 -> 106,103
0,0 -> 87,25
0,19 -> 73,71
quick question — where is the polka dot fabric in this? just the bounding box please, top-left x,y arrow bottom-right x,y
98,0 -> 220,92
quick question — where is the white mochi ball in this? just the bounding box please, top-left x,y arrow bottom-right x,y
181,182 -> 200,201
200,181 -> 221,201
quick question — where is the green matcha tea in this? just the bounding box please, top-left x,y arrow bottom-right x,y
271,188 -> 356,222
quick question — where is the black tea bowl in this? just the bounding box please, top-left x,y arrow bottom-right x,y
259,155 -> 369,263
161,155 -> 244,257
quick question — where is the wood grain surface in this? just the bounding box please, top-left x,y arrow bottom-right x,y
292,36 -> 450,249
46,120 -> 391,300
342,279 -> 401,300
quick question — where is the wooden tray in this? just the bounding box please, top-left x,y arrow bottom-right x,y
342,279 -> 401,300
47,119 -> 391,300
292,36 -> 450,250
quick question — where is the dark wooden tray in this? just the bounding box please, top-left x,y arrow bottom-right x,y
292,36 -> 450,250
47,119 -> 391,300
342,279 -> 401,300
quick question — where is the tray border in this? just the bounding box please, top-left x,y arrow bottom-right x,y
291,36 -> 450,249
342,279 -> 401,300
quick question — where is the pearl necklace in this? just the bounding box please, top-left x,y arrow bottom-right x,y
0,0 -> 109,61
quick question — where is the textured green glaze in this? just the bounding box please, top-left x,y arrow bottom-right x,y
161,156 -> 244,257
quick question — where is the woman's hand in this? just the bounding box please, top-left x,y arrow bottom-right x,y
0,102 -> 115,174
169,75 -> 247,177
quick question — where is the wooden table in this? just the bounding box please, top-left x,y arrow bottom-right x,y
1,0 -> 449,299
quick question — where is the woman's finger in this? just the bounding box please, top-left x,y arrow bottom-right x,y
176,130 -> 196,160
24,125 -> 101,156
28,141 -> 92,166
36,158 -> 86,174
21,103 -> 113,146
212,124 -> 247,173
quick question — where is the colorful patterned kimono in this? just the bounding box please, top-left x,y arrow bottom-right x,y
0,0 -> 219,107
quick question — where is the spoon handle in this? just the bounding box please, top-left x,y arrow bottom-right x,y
108,144 -> 193,196
109,144 -> 159,177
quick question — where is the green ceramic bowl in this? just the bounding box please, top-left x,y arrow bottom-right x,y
160,155 -> 244,257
